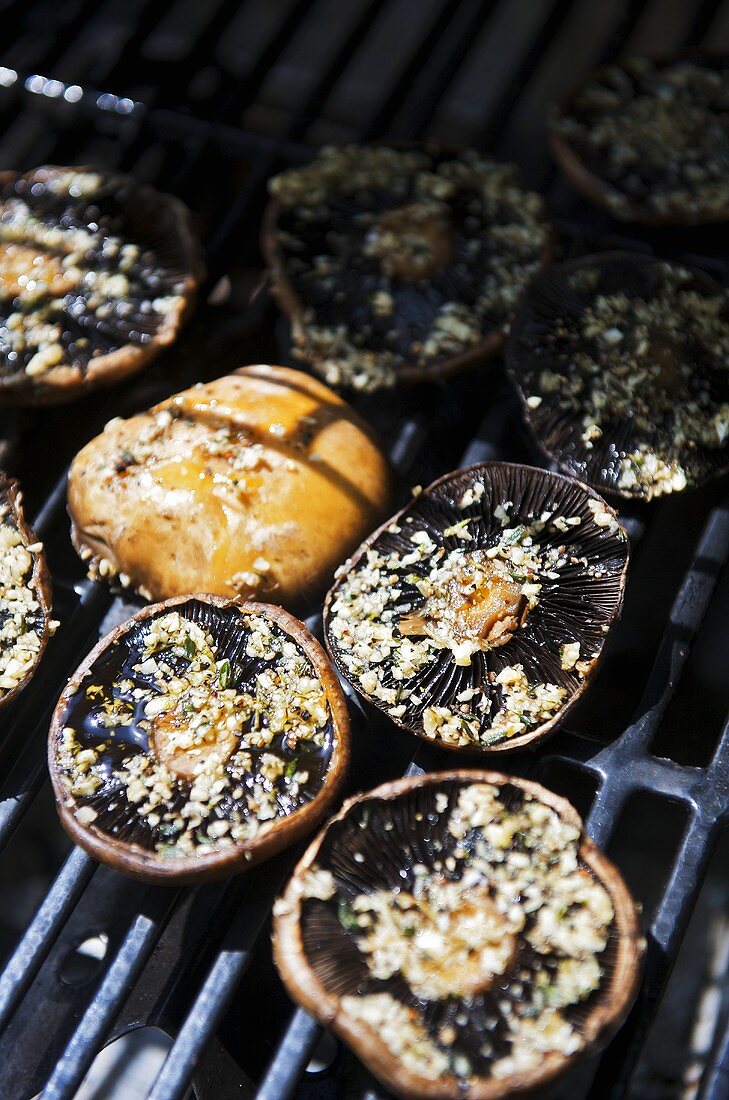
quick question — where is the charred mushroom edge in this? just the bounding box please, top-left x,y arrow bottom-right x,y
0,472 -> 52,708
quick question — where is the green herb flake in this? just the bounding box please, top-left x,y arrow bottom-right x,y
338,898 -> 360,933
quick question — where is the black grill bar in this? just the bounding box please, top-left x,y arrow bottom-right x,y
376,0 -> 501,141
255,1011 -> 322,1100
0,848 -> 95,1035
42,889 -> 178,1100
0,2 -> 727,1098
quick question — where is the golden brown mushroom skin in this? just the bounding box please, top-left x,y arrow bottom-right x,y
67,365 -> 393,611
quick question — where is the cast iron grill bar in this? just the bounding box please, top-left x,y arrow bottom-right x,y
361,0 -> 473,141
587,810 -> 726,1100
0,1 -> 724,1096
479,0 -> 582,149
366,0 -> 501,141
685,0 -> 729,45
256,1011 -> 322,1100
282,0 -> 393,143
41,889 -> 179,1100
0,848 -> 95,1035
146,857 -> 306,1100
700,1019 -> 729,1100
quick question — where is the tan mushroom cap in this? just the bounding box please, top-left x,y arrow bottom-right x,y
68,364 -> 392,611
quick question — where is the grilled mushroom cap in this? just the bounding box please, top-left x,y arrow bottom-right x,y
324,462 -> 628,753
0,473 -> 52,707
506,252 -> 729,501
48,595 -> 349,884
274,771 -> 644,1100
67,364 -> 392,610
550,54 -> 729,226
262,145 -> 553,392
0,165 -> 202,404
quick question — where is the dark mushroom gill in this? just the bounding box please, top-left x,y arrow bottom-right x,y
265,145 -> 552,392
50,598 -> 343,874
325,462 -> 628,752
506,253 -> 729,501
275,773 -> 642,1097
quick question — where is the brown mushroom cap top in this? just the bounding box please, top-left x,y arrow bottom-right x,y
0,473 -> 53,708
48,594 -> 350,885
550,54 -> 729,226
506,252 -> 729,501
273,770 -> 644,1100
0,165 -> 202,405
67,364 -> 392,611
263,145 -> 553,392
324,462 -> 628,753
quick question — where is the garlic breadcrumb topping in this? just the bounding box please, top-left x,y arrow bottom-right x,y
56,607 -> 333,858
303,780 -> 616,1085
269,146 -> 550,391
0,494 -> 47,697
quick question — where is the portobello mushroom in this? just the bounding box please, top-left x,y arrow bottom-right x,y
262,145 -> 553,392
506,252 -> 729,500
67,364 -> 392,611
0,165 -> 202,404
48,595 -> 349,884
550,54 -> 729,226
324,462 -> 628,753
273,771 -> 644,1100
0,473 -> 53,706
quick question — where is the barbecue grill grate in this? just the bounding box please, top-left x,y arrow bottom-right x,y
0,1 -> 729,1098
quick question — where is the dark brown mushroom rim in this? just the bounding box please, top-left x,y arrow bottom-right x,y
324,462 -> 628,754
506,252 -> 729,502
48,595 -> 350,885
274,770 -> 644,1100
549,53 -> 729,226
261,144 -> 554,393
0,472 -> 53,708
0,165 -> 204,405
